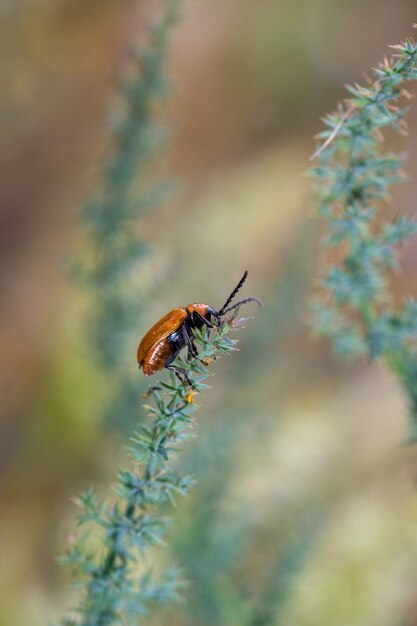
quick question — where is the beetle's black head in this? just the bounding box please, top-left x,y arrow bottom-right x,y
206,306 -> 221,327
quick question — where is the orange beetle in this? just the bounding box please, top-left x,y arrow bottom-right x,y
137,271 -> 260,387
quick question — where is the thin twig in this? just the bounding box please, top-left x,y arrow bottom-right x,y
309,104 -> 354,161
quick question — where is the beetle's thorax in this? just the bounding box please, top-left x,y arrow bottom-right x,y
186,303 -> 210,317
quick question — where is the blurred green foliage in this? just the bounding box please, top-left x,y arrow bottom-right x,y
76,0 -> 178,431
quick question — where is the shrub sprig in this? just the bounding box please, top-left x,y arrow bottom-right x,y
311,33 -> 417,435
59,325 -> 239,626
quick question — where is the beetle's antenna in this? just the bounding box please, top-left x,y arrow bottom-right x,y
218,271 -> 249,316
221,297 -> 262,316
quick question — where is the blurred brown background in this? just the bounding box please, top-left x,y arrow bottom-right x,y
2,1 -> 417,625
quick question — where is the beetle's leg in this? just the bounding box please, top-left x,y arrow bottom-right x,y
192,310 -> 216,341
142,385 -> 162,399
165,349 -> 195,390
191,311 -> 221,356
182,324 -> 216,366
167,324 -> 196,362
182,324 -> 199,360
186,321 -> 217,362
166,365 -> 195,390
192,310 -> 215,329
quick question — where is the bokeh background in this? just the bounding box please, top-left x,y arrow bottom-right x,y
2,1 -> 417,625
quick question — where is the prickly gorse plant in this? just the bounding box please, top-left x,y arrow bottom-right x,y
59,326 -> 240,626
311,32 -> 417,439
